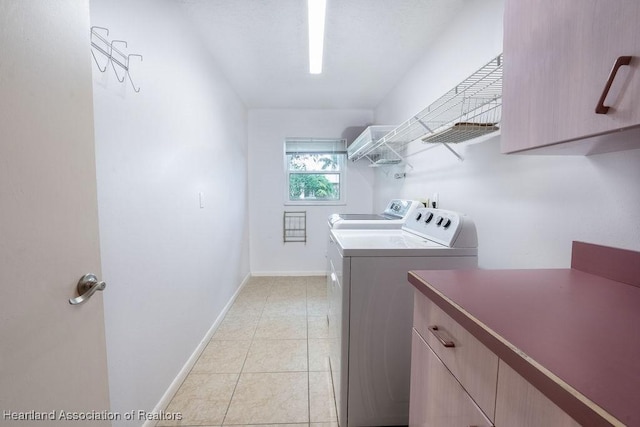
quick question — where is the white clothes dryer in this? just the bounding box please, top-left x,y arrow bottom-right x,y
328,199 -> 421,229
326,207 -> 478,427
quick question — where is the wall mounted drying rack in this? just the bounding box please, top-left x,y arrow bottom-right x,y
348,54 -> 503,165
90,26 -> 143,92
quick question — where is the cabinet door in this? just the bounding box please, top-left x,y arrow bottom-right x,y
409,330 -> 493,427
495,361 -> 580,427
502,0 -> 640,154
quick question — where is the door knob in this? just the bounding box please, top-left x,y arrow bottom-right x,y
69,273 -> 106,305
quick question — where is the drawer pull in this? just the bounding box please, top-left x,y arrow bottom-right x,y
428,325 -> 455,348
595,55 -> 632,114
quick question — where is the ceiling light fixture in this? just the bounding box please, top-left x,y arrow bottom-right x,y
308,0 -> 327,74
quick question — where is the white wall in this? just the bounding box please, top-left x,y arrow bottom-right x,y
90,0 -> 249,424
248,109 -> 374,274
374,0 -> 640,268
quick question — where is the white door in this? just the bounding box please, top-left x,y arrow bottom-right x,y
0,1 -> 110,424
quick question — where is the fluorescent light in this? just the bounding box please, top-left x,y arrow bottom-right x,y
308,0 -> 327,74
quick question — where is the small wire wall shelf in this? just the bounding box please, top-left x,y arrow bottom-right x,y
91,26 -> 143,92
283,211 -> 307,243
348,54 -> 503,164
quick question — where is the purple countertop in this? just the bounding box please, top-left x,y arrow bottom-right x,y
408,242 -> 640,427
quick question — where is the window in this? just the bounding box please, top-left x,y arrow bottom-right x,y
284,138 -> 347,205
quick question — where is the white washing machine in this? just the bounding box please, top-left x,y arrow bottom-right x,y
328,199 -> 421,229
326,207 -> 478,427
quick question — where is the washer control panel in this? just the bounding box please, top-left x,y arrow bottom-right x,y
403,208 -> 477,248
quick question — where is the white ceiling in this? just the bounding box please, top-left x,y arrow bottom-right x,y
179,0 -> 467,109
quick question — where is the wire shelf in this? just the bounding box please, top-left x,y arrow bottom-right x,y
347,125 -> 397,163
348,54 -> 503,163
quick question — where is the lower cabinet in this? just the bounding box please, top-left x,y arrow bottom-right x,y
410,291 -> 582,426
413,290 -> 499,419
409,330 -> 494,426
495,362 -> 581,427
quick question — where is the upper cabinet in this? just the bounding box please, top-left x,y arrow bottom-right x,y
501,0 -> 640,155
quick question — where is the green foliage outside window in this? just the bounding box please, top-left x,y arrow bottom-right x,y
288,153 -> 340,200
289,173 -> 338,200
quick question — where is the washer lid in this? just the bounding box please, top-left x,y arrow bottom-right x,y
327,200 -> 422,229
330,229 -> 477,257
334,214 -> 391,221
328,213 -> 406,229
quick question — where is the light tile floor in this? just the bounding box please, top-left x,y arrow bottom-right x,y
157,276 -> 338,427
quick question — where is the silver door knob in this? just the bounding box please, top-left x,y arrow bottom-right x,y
69,273 -> 106,305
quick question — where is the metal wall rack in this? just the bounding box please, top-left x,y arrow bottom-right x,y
283,211 -> 307,243
348,54 -> 503,165
90,26 -> 143,92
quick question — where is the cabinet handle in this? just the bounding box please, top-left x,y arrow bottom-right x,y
595,56 -> 632,114
428,325 -> 455,348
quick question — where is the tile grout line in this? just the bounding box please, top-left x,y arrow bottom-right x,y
220,279 -> 268,426
306,278 -> 312,426
167,278 -> 330,427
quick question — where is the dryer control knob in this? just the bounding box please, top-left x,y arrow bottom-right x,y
435,216 -> 444,226
415,213 -> 422,221
424,212 -> 434,223
442,218 -> 452,228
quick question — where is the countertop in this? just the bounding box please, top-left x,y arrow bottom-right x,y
408,242 -> 640,427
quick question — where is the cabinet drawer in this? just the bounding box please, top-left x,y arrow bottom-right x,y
413,290 -> 498,421
410,330 -> 494,427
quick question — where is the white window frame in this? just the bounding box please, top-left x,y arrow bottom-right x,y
284,138 -> 347,206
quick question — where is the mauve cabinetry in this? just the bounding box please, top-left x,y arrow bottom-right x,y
409,290 -> 580,426
495,362 -> 580,427
409,293 -> 495,426
409,331 -> 493,427
501,0 -> 640,154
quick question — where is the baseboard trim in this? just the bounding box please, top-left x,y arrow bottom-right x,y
251,271 -> 326,277
142,272 -> 251,427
